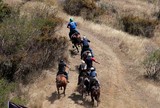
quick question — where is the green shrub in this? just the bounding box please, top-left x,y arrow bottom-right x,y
0,0 -> 11,22
63,0 -> 105,20
121,15 -> 158,38
0,79 -> 26,108
144,49 -> 160,80
0,79 -> 15,108
0,9 -> 68,83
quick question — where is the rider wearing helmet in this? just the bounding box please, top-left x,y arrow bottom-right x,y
85,53 -> 100,70
81,36 -> 90,48
81,46 -> 94,60
89,67 -> 100,87
77,60 -> 87,85
89,67 -> 97,77
67,18 -> 79,39
81,36 -> 91,57
57,60 -> 70,83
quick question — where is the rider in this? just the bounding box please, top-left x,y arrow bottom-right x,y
85,53 -> 100,70
67,18 -> 79,40
81,36 -> 90,48
78,60 -> 87,85
57,60 -> 70,83
81,46 -> 94,60
81,36 -> 90,56
89,67 -> 100,87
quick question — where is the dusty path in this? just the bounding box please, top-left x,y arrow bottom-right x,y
26,23 -> 160,108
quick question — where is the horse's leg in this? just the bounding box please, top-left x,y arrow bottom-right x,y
91,94 -> 94,106
63,85 -> 66,96
57,86 -> 60,94
74,43 -> 79,53
97,93 -> 100,106
81,89 -> 84,98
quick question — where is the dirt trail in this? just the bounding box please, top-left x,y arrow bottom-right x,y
26,24 -> 160,108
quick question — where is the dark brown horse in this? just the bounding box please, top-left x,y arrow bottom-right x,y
78,75 -> 90,98
91,85 -> 100,106
71,32 -> 82,53
56,74 -> 67,95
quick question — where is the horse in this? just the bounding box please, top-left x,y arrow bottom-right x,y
77,75 -> 90,98
71,32 -> 82,53
56,74 -> 67,95
90,80 -> 100,106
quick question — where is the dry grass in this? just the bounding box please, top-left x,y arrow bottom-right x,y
102,0 -> 157,16
58,11 -> 159,64
19,1 -> 58,20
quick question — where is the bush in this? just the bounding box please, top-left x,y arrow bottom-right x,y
0,79 -> 26,108
0,7 -> 69,83
144,49 -> 160,80
63,0 -> 105,20
121,15 -> 158,38
0,0 -> 11,22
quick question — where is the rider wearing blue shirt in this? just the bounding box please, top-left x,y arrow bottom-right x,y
67,18 -> 79,39
89,67 -> 100,87
81,47 -> 94,59
81,36 -> 90,48
89,67 -> 97,77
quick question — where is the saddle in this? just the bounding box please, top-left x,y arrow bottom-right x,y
71,31 -> 80,39
56,74 -> 66,83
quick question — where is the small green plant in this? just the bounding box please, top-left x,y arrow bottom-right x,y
144,49 -> 160,80
0,0 -> 11,22
0,79 -> 26,108
121,15 -> 158,38
0,79 -> 15,108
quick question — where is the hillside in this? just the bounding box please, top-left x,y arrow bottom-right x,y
2,0 -> 160,108
24,12 -> 160,108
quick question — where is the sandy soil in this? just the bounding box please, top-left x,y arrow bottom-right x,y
25,23 -> 160,108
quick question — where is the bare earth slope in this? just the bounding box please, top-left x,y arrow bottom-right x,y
3,0 -> 160,107
25,18 -> 160,108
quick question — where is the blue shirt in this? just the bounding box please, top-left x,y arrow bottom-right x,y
90,71 -> 97,77
82,38 -> 90,47
68,22 -> 77,31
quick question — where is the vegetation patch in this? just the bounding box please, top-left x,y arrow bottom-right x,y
0,0 -> 11,22
121,15 -> 158,38
0,79 -> 26,108
0,2 -> 69,83
144,49 -> 160,80
63,0 -> 105,20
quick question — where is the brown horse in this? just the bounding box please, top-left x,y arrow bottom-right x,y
91,86 -> 100,106
56,74 -> 67,95
71,32 -> 82,53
